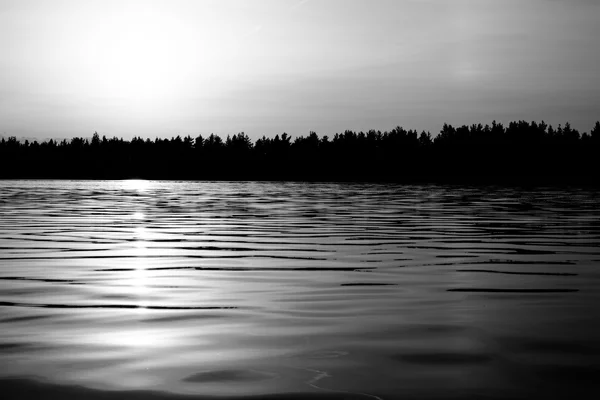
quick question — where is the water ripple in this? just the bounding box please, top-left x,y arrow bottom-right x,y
0,180 -> 599,398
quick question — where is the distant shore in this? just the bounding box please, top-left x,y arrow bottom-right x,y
1,120 -> 598,183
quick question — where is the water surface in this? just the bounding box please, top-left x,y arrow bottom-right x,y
1,180 -> 599,399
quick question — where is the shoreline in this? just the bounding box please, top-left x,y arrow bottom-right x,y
0,177 -> 598,187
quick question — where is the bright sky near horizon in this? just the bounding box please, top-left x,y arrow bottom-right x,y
1,0 -> 599,141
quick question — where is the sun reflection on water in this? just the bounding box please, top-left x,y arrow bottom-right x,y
90,328 -> 175,349
129,225 -> 152,306
133,226 -> 150,243
123,179 -> 152,192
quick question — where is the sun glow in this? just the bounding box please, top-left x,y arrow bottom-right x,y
77,5 -> 225,110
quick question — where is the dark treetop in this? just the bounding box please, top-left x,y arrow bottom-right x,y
1,120 -> 599,183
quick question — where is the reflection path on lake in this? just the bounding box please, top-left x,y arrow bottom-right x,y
0,180 -> 599,399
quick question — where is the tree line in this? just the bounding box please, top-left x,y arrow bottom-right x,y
1,120 -> 599,183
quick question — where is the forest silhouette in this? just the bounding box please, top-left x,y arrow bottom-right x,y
1,120 -> 599,183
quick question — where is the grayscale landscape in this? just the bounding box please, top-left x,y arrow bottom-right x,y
1,0 -> 599,398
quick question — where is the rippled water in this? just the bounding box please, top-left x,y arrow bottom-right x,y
1,180 -> 599,399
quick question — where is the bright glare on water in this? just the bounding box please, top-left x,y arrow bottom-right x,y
0,180 -> 599,399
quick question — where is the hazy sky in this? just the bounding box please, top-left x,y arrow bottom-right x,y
1,0 -> 599,140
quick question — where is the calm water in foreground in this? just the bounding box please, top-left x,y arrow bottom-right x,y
1,180 -> 599,399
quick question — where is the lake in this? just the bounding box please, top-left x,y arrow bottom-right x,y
1,180 -> 599,399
